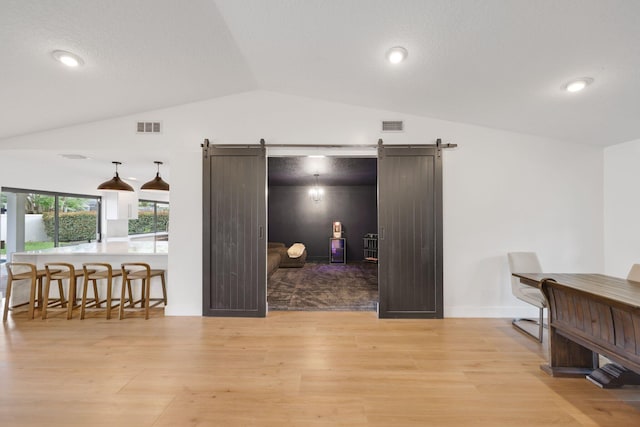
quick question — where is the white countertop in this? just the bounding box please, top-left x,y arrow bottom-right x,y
12,240 -> 168,256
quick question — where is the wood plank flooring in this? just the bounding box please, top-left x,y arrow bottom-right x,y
1,309 -> 639,426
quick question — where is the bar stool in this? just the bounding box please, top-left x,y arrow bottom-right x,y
43,263 -> 93,320
81,263 -> 132,320
3,263 -> 60,321
120,263 -> 167,319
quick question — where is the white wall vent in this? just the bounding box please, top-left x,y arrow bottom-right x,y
136,121 -> 162,133
382,120 -> 404,132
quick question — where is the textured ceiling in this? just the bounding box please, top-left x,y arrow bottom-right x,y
0,0 -> 255,140
1,0 -> 640,146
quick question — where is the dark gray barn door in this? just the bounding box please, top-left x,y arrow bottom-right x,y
202,144 -> 266,317
378,146 -> 443,318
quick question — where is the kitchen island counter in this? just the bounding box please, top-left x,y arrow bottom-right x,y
9,241 -> 168,307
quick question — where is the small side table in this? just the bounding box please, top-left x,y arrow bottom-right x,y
330,238 -> 346,263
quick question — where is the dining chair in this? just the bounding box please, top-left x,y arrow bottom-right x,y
627,264 -> 640,282
507,252 -> 547,342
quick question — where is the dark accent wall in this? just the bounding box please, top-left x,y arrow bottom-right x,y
268,186 -> 377,262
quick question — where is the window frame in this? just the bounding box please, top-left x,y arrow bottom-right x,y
129,199 -> 169,236
1,186 -> 103,246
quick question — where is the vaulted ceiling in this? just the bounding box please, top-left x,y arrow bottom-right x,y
2,0 -> 639,147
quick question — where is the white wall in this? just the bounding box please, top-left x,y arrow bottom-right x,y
1,215 -> 48,243
0,90 -> 605,317
604,138 -> 640,278
443,128 -> 603,316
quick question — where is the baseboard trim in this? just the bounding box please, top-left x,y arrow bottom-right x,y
445,305 -> 544,318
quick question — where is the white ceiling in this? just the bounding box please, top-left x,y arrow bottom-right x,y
1,0 -> 640,147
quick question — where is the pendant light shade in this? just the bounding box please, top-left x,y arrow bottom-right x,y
141,161 -> 170,191
97,161 -> 134,192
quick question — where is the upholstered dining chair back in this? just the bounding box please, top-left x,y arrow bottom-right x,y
627,264 -> 640,282
508,252 -> 543,299
507,251 -> 546,342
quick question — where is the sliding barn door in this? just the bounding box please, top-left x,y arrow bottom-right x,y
378,146 -> 443,318
202,144 -> 266,317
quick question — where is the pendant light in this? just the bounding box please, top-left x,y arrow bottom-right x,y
141,161 -> 170,191
97,161 -> 134,192
308,173 -> 324,202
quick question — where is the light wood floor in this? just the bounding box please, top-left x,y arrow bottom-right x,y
1,309 -> 639,426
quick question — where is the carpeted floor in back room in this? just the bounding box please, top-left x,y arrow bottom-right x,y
267,261 -> 378,311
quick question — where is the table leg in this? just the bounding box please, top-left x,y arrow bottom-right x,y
541,326 -> 597,377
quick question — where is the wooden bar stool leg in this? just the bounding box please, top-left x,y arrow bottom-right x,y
67,277 -> 77,320
57,279 -> 66,308
3,277 -> 13,322
42,277 -> 51,320
161,272 -> 167,305
128,282 -> 134,306
92,279 -> 100,308
140,279 -> 146,308
106,277 -> 113,320
144,278 -> 151,320
80,277 -> 89,320
127,281 -> 134,307
27,271 -> 37,320
36,276 -> 44,311
70,277 -> 78,309
119,276 -> 127,320
127,280 -> 135,307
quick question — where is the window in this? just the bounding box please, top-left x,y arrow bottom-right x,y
56,195 -> 100,247
0,188 -> 101,259
128,200 -> 169,240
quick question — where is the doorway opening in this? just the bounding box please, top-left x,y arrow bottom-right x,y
266,156 -> 378,311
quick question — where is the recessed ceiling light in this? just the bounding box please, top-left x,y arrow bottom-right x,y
308,155 -> 326,158
387,46 -> 408,64
563,77 -> 594,93
127,177 -> 138,181
52,50 -> 84,68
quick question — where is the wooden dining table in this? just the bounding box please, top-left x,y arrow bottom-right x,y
512,272 -> 640,388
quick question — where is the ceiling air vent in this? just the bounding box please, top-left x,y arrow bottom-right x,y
136,121 -> 162,134
382,120 -> 404,132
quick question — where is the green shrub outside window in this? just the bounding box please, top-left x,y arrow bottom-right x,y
128,211 -> 169,235
42,211 -> 97,242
